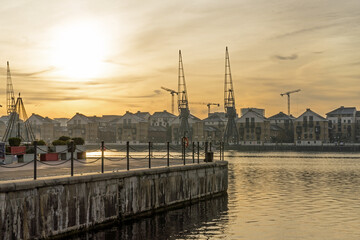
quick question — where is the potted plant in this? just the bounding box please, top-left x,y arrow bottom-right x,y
8,137 -> 25,163
52,139 -> 68,160
72,137 -> 86,159
36,140 -> 48,154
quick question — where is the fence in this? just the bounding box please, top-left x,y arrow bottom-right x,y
0,141 -> 226,180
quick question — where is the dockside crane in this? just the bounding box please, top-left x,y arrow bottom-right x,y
161,86 -> 178,114
177,50 -> 191,139
6,61 -> 15,115
280,89 -> 301,116
223,47 -> 239,144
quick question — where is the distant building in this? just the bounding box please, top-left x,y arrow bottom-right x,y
171,114 -> 201,144
111,111 -> 148,144
241,108 -> 265,117
148,111 -> 176,142
237,108 -> 270,144
294,109 -> 329,145
268,112 -> 294,143
27,114 -> 54,142
326,106 -> 356,143
201,112 -> 227,143
67,113 -> 99,143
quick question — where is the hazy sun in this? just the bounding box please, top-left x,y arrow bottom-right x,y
51,21 -> 108,80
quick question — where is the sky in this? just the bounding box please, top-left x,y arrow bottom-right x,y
0,0 -> 359,119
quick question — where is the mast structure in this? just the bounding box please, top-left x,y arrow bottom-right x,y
177,50 -> 190,139
6,61 -> 15,115
2,93 -> 35,143
223,47 -> 239,144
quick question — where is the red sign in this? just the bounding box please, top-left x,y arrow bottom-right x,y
10,146 -> 26,155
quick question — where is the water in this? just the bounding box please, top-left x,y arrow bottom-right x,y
69,151 -> 360,239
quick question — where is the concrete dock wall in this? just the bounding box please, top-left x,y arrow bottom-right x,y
0,161 -> 228,239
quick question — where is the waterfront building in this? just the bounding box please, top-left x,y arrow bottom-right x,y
148,110 -> 176,143
326,106 -> 356,143
237,108 -> 270,144
67,113 -> 99,143
241,107 -> 265,117
356,111 -> 360,142
201,112 -> 227,143
171,114 -> 201,144
53,118 -> 69,141
111,111 -> 148,144
268,112 -> 294,143
294,109 -> 329,145
27,114 -> 54,142
97,115 -> 122,143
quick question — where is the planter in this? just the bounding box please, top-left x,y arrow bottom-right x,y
55,145 -> 68,153
23,154 -> 35,163
10,146 -> 26,155
40,153 -> 58,161
75,145 -> 86,152
5,155 -> 13,164
37,145 -> 48,154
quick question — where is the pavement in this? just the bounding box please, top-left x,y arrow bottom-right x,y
0,150 -> 208,182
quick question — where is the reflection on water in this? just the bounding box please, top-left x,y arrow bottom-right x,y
69,151 -> 360,239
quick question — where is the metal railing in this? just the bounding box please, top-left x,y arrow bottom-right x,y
0,141 -> 226,180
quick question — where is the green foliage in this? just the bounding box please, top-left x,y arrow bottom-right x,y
8,137 -> 21,146
52,139 -> 67,146
72,137 -> 85,145
58,136 -> 71,142
34,140 -> 46,146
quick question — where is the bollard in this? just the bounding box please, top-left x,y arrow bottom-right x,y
33,141 -> 37,180
182,138 -> 186,165
126,141 -> 129,170
197,142 -> 200,164
192,142 -> 195,163
148,142 -> 151,168
219,141 -> 222,161
101,141 -> 104,173
167,142 -> 170,167
222,142 -> 225,161
70,141 -> 74,176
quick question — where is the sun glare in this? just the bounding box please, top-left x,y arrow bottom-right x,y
51,21 -> 108,80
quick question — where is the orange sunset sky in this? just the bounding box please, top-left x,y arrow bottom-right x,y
0,0 -> 359,119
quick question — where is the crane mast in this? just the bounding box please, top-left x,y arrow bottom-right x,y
280,89 -> 301,116
6,61 -> 15,115
161,86 -> 178,114
223,47 -> 239,144
177,50 -> 190,139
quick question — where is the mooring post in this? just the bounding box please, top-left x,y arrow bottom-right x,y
70,141 -> 74,176
126,141 -> 129,170
222,142 -> 225,161
183,138 -> 186,165
192,142 -> 195,163
167,142 -> 170,167
148,141 -> 151,168
101,141 -> 104,173
197,142 -> 200,164
33,141 -> 37,180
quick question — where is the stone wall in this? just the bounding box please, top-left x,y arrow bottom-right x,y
0,161 -> 228,239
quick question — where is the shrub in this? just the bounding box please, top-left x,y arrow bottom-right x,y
58,136 -> 71,142
52,140 -> 67,146
72,137 -> 85,145
34,140 -> 46,146
8,137 -> 21,147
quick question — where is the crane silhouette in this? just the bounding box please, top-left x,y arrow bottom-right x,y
280,89 -> 301,116
161,86 -> 178,114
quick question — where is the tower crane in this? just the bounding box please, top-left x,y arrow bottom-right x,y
161,86 -> 178,114
223,47 -> 239,144
280,89 -> 301,116
191,102 -> 220,115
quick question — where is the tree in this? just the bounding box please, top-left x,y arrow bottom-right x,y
72,137 -> 85,145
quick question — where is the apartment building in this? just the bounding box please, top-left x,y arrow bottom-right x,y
27,114 -> 54,142
326,106 -> 356,143
268,112 -> 294,143
237,108 -> 270,144
67,113 -> 99,143
294,109 -> 328,145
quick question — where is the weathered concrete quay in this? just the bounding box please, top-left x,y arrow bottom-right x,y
0,161 -> 228,239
